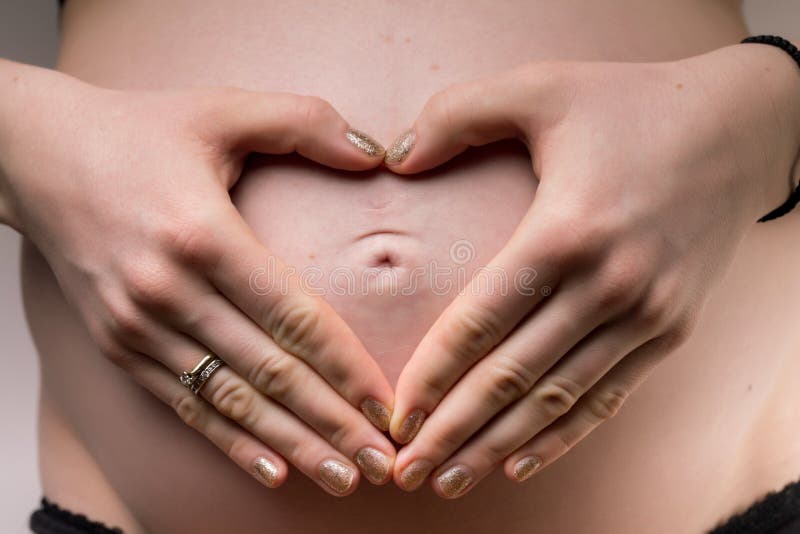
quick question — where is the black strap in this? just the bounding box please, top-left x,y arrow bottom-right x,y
741,35 -> 800,222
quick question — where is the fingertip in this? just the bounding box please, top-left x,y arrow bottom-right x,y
319,458 -> 361,497
355,446 -> 395,486
508,454 -> 543,483
383,126 -> 468,175
431,464 -> 475,499
343,128 -> 387,168
252,456 -> 285,489
296,113 -> 385,171
383,128 -> 416,170
502,459 -> 517,482
387,380 -> 422,442
395,458 -> 435,492
391,407 -> 427,445
360,396 -> 392,432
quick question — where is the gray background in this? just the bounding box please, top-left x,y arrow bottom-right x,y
0,1 -> 797,531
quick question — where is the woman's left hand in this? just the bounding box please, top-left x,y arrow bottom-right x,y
385,43 -> 800,497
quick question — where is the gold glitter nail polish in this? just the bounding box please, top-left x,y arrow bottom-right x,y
319,459 -> 355,495
345,129 -> 385,157
253,457 -> 278,487
360,397 -> 391,432
437,465 -> 473,498
355,447 -> 390,485
513,456 -> 542,482
399,459 -> 434,491
397,408 -> 426,444
384,129 -> 415,165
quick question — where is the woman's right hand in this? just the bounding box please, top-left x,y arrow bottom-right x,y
0,59 -> 395,496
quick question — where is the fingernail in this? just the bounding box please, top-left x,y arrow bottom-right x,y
396,408 -> 426,444
360,397 -> 391,432
319,459 -> 355,494
384,129 -> 415,165
355,447 -> 390,484
399,459 -> 434,491
345,128 -> 385,157
253,457 -> 279,488
512,455 -> 542,482
436,465 -> 473,498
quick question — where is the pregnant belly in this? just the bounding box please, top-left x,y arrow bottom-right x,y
26,139 -> 800,534
231,143 -> 536,384
26,148 -> 548,534
28,1 -> 800,533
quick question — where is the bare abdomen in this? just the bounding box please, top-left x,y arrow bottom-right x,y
24,1 -> 800,532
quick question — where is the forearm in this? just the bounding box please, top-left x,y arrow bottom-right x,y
0,58 -> 93,233
0,59 -> 28,230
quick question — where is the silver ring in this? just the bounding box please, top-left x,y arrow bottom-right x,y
179,354 -> 225,395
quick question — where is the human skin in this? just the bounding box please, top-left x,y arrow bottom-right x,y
10,0 -> 800,533
0,60 -> 400,495
386,43 -> 800,497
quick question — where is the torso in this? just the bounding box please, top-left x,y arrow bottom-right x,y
22,1 -> 800,532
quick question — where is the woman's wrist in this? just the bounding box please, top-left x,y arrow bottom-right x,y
673,42 -> 800,223
729,39 -> 800,218
738,38 -> 800,221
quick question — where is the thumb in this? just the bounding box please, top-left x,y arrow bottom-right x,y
209,89 -> 386,171
384,64 -> 565,173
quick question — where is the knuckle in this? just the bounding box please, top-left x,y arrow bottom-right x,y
248,352 -> 297,400
327,422 -> 354,450
595,256 -> 646,310
488,355 -> 536,405
297,95 -> 335,132
427,425 -> 467,454
180,305 -> 211,336
426,87 -> 460,132
105,297 -> 148,343
173,393 -> 207,429
225,435 -> 250,462
531,375 -> 584,420
194,87 -> 251,143
124,264 -> 178,311
210,378 -> 258,426
585,386 -> 629,422
86,320 -> 122,357
105,350 -> 137,370
532,215 -> 598,269
157,214 -> 223,269
552,429 -> 575,454
417,373 -> 450,402
266,297 -> 322,354
444,303 -> 504,361
483,438 -> 515,461
634,290 -> 673,332
97,336 -> 137,369
663,311 -> 697,349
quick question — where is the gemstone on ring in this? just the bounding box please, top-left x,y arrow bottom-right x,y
178,354 -> 225,395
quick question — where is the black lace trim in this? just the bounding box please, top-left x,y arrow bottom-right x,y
30,497 -> 124,534
709,477 -> 800,534
27,478 -> 800,534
